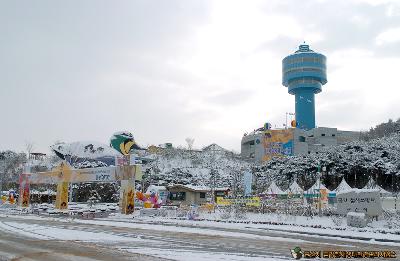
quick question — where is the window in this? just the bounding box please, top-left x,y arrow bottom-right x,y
299,136 -> 306,142
200,192 -> 206,199
285,57 -> 326,65
169,192 -> 186,201
321,134 -> 325,136
288,78 -> 321,86
302,57 -> 314,62
332,134 -> 336,137
284,67 -> 323,74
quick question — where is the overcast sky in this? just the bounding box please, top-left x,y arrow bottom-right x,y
1,0 -> 400,153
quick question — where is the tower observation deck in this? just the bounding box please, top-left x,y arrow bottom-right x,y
282,44 -> 327,130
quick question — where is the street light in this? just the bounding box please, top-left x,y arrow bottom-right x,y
0,158 -> 5,202
317,165 -> 326,217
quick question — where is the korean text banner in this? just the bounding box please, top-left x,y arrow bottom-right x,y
25,163 -> 136,184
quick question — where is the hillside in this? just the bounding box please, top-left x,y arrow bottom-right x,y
254,132 -> 400,193
143,147 -> 251,192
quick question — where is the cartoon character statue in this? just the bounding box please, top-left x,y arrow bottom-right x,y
110,132 -> 140,155
136,191 -> 160,208
9,192 -> 15,204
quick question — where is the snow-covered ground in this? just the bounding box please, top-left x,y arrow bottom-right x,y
81,212 -> 400,246
0,214 -> 291,260
2,202 -> 400,244
1,206 -> 400,260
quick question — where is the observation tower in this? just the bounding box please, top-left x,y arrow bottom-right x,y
282,43 -> 327,130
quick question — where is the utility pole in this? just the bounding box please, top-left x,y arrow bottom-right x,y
210,147 -> 217,211
0,158 -> 5,203
318,170 -> 322,217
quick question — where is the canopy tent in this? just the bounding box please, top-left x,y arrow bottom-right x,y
303,178 -> 332,201
264,181 -> 285,195
285,180 -> 304,194
362,177 -> 375,189
362,177 -> 392,196
376,185 -> 392,196
306,178 -> 330,193
330,178 -> 352,193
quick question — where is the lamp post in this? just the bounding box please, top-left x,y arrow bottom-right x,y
317,170 -> 322,217
317,165 -> 326,217
0,158 -> 5,202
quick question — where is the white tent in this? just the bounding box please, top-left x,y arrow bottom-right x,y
362,178 -> 392,196
331,178 -> 351,193
376,185 -> 392,196
264,181 -> 285,194
307,178 -> 330,193
362,177 -> 375,189
285,180 -> 303,194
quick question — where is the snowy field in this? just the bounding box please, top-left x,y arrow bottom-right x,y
1,202 -> 400,244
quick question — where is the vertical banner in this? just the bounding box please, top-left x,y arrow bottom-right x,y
320,188 -> 328,208
135,165 -> 143,181
19,174 -> 30,208
117,154 -> 135,214
320,189 -> 328,201
55,182 -> 69,210
243,170 -> 253,196
120,180 -> 135,214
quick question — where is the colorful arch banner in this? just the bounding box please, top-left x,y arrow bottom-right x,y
23,162 -> 136,184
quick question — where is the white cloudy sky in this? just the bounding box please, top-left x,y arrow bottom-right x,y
1,0 -> 400,153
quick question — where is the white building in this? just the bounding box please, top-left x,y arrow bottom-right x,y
241,127 -> 361,162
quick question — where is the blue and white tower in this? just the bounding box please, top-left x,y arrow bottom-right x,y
282,43 -> 327,130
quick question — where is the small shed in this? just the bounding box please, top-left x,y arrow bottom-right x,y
167,184 -> 210,206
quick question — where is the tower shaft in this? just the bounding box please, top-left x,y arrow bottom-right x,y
295,90 -> 315,129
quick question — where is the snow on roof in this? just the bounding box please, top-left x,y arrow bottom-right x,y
331,178 -> 352,193
184,185 -> 211,191
336,188 -> 380,196
214,187 -> 230,191
146,185 -> 167,194
30,189 -> 56,195
285,180 -> 303,194
168,184 -> 211,192
264,181 -> 285,194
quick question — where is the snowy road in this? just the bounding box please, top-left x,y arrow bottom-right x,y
0,215 -> 398,260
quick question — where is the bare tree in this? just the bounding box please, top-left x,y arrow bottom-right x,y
25,141 -> 35,159
185,137 -> 195,151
